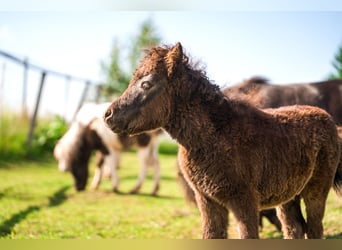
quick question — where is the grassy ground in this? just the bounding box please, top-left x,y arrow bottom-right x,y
0,152 -> 341,239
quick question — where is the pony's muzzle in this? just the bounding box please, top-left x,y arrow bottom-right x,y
104,108 -> 113,122
104,107 -> 116,129
104,106 -> 126,133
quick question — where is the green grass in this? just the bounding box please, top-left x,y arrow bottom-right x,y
0,152 -> 341,239
0,153 -> 201,239
0,111 -> 29,160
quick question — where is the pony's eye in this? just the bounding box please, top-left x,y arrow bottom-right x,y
141,81 -> 152,90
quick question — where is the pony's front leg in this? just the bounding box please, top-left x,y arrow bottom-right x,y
151,156 -> 160,196
108,151 -> 121,193
276,196 -> 306,239
130,147 -> 149,194
195,193 -> 228,239
90,151 -> 105,190
228,193 -> 259,239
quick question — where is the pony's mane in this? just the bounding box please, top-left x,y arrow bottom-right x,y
244,76 -> 269,85
176,48 -> 225,105
134,45 -> 213,84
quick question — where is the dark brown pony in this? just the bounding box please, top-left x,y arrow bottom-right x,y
104,43 -> 341,239
223,77 -> 342,125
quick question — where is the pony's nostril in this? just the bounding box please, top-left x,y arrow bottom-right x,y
104,109 -> 113,121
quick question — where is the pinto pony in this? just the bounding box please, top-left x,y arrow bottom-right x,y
54,103 -> 161,195
223,76 -> 342,125
104,43 -> 342,239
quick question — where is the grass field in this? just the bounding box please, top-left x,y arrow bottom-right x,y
0,152 -> 341,239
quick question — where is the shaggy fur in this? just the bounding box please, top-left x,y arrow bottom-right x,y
223,77 -> 342,125
104,43 -> 341,239
54,103 -> 161,195
176,154 -> 282,232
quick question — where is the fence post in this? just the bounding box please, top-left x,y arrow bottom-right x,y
0,62 -> 6,125
63,75 -> 71,120
94,84 -> 102,103
72,81 -> 90,121
27,71 -> 46,149
22,58 -> 28,117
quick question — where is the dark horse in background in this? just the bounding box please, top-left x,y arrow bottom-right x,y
223,76 -> 342,125
222,76 -> 342,232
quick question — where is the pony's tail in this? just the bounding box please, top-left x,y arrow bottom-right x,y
334,162 -> 342,197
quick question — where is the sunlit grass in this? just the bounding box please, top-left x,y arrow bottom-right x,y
0,153 -> 201,239
0,153 -> 341,239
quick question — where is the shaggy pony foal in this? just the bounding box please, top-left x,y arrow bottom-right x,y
104,43 -> 341,239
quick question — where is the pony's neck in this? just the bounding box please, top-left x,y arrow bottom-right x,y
164,72 -> 228,149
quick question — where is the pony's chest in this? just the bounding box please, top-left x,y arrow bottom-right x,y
178,147 -> 234,197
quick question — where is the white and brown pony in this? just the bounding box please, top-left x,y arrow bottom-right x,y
54,103 -> 161,195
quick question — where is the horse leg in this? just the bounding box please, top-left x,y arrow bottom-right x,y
276,196 -> 306,239
228,194 -> 259,238
109,151 -> 121,193
90,151 -> 104,190
130,147 -> 149,194
151,155 -> 160,196
301,180 -> 331,238
259,209 -> 282,232
301,146 -> 338,239
195,192 -> 228,239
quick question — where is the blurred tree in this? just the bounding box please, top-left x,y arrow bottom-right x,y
328,43 -> 342,80
100,18 -> 162,100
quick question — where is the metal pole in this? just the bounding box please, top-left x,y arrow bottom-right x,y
63,75 -> 71,120
22,58 -> 28,117
72,81 -> 90,121
94,85 -> 102,103
27,71 -> 46,149
0,62 -> 6,132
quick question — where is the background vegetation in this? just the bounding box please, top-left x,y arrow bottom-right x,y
99,18 -> 161,99
328,43 -> 342,80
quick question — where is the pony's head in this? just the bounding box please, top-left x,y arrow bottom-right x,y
104,42 -> 187,135
54,120 -> 109,191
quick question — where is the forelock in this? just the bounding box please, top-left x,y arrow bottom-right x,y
131,46 -> 170,82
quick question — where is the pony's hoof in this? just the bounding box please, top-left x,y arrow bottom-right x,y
129,189 -> 139,194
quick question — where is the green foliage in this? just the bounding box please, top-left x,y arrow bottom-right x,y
158,140 -> 178,155
31,115 -> 68,156
100,18 -> 162,99
99,39 -> 131,95
128,19 -> 162,71
0,111 -> 68,161
328,43 -> 342,80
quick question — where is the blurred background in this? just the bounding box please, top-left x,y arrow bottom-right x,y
1,10 -> 342,158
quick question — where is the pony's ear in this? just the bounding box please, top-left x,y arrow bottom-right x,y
165,42 -> 183,77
